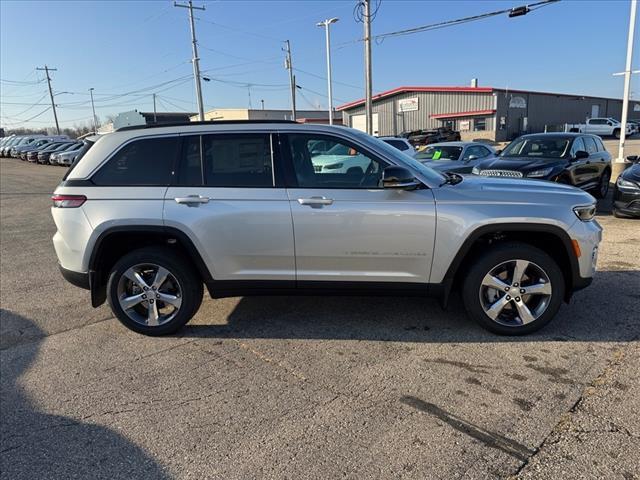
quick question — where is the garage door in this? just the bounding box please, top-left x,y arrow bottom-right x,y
350,113 -> 379,136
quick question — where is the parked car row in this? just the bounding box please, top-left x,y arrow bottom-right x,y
382,130 -> 638,219
0,134 -> 85,166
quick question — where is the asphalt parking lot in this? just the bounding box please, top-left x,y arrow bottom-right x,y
1,148 -> 639,479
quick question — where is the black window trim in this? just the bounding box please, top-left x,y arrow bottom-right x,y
280,131 -> 391,190
173,131 -> 282,189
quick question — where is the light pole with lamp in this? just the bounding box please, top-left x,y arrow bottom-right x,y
317,17 -> 339,125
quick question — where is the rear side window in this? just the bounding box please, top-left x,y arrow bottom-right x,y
177,134 -> 274,187
594,137 -> 606,152
92,137 -> 180,186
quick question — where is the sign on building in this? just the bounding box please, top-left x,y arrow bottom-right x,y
459,120 -> 471,131
509,96 -> 527,109
634,104 -> 640,112
398,97 -> 419,112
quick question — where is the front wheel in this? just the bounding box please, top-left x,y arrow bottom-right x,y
462,243 -> 565,335
613,129 -> 621,139
593,169 -> 611,199
106,247 -> 203,336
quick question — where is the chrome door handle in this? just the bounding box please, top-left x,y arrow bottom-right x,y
297,196 -> 334,207
175,195 -> 210,205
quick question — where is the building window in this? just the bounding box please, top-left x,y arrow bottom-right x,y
473,118 -> 487,131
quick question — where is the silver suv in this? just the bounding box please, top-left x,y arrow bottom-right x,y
52,121 -> 602,336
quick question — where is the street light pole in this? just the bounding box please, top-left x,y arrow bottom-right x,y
614,0 -> 638,180
89,88 -> 98,133
363,0 -> 373,135
317,18 -> 339,125
174,0 -> 206,121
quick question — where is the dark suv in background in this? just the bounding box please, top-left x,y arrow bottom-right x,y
473,133 -> 612,198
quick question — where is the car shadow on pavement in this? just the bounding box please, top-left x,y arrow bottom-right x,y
0,309 -> 170,480
180,270 -> 640,344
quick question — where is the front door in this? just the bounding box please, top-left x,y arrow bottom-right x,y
283,132 -> 436,284
164,133 -> 295,282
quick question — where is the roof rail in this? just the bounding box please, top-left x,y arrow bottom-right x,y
115,119 -> 298,132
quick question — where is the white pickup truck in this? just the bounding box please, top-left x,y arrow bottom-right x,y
566,117 -> 633,138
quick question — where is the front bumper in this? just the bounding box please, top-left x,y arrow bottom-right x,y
613,185 -> 640,217
569,218 -> 602,284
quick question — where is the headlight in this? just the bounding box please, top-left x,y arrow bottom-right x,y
472,166 -> 480,175
324,162 -> 343,170
616,176 -> 640,191
526,167 -> 554,178
573,204 -> 596,222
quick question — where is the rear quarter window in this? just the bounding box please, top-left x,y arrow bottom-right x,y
91,136 -> 180,186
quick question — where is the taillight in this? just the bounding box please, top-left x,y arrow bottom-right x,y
51,194 -> 86,208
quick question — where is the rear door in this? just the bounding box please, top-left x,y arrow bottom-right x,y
283,132 -> 436,285
164,132 -> 295,283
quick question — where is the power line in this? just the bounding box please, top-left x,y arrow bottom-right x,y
373,0 -> 559,42
293,68 -> 363,90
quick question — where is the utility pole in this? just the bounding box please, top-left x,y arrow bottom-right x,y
89,88 -> 98,133
174,0 -> 206,121
36,65 -> 60,134
614,0 -> 637,180
153,93 -> 157,123
261,99 -> 265,110
284,40 -> 297,121
363,0 -> 373,135
317,18 -> 339,125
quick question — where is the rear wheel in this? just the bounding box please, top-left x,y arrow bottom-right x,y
614,129 -> 621,139
462,243 -> 565,335
107,247 -> 203,336
593,169 -> 611,199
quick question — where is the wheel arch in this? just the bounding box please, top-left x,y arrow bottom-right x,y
439,223 -> 580,306
88,225 -> 212,307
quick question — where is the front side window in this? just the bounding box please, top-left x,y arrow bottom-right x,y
570,137 -> 586,156
92,136 -> 179,186
583,136 -> 598,155
288,134 -> 385,189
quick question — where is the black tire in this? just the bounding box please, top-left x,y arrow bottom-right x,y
592,169 -> 611,199
107,246 -> 203,336
462,242 -> 565,335
613,129 -> 621,139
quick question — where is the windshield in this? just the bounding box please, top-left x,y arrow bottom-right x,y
501,137 -> 571,159
415,145 -> 463,161
350,130 -> 446,184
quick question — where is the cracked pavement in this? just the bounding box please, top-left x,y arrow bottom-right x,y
1,150 -> 639,479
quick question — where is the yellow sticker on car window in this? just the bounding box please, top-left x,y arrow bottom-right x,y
433,150 -> 442,160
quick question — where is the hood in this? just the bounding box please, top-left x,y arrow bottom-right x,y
450,174 -> 594,204
621,163 -> 640,182
421,159 -> 462,171
476,156 -> 567,172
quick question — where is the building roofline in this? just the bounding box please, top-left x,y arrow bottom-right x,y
336,86 -> 494,111
337,85 -> 637,111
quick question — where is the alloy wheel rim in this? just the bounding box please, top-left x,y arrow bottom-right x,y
117,263 -> 182,327
478,259 -> 552,327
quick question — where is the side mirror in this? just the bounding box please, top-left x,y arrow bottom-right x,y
494,149 -> 502,156
467,155 -> 478,161
574,150 -> 589,160
382,166 -> 420,190
626,155 -> 638,163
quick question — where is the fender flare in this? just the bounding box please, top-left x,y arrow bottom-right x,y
88,225 -> 212,307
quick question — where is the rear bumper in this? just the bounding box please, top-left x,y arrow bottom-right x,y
59,264 -> 90,290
